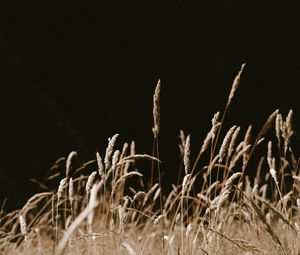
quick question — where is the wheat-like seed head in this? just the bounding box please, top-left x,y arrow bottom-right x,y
182,174 -> 191,195
229,144 -> 251,170
153,214 -> 164,225
267,141 -> 273,169
184,135 -> 191,174
143,183 -> 159,206
69,177 -> 73,206
228,126 -> 240,158
286,109 -> 293,135
133,191 -> 146,202
227,63 -> 246,106
112,150 -> 120,171
152,79 -> 161,138
153,187 -> 161,202
224,172 -> 242,190
66,151 -> 77,178
86,171 -> 97,194
130,140 -> 135,155
96,152 -> 105,179
216,190 -> 230,215
104,134 -> 119,170
57,177 -> 67,203
275,113 -> 283,144
186,223 -> 193,238
218,125 -> 237,163
269,168 -> 278,185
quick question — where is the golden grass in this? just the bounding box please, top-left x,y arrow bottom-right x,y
1,64 -> 300,255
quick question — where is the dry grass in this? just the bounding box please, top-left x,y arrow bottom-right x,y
1,64 -> 300,255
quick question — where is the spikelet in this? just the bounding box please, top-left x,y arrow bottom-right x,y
286,109 -> 293,135
57,178 -> 67,203
132,191 -> 146,202
19,215 -> 29,242
199,112 -> 221,154
153,187 -> 161,202
86,171 -> 97,194
66,151 -> 77,177
153,214 -> 164,225
229,144 -> 251,170
242,125 -> 252,167
228,126 -> 240,158
227,63 -> 246,106
96,152 -> 105,179
130,140 -> 135,156
224,172 -> 242,190
267,141 -> 273,169
152,79 -> 161,138
69,177 -> 73,207
112,150 -> 120,171
216,190 -> 230,215
244,125 -> 252,146
258,109 -> 279,139
186,223 -> 193,238
275,113 -> 283,145
182,174 -> 191,195
143,183 -> 159,206
184,135 -> 191,174
104,134 -> 119,170
269,168 -> 278,185
218,125 -> 237,163
120,142 -> 129,159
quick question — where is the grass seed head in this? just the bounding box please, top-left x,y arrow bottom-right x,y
152,79 -> 161,138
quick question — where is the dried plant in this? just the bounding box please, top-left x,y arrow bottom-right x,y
2,67 -> 299,255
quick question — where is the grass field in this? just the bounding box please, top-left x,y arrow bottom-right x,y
1,64 -> 300,254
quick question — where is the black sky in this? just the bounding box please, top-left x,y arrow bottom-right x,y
1,1 -> 300,209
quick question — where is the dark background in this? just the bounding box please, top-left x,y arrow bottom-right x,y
1,1 -> 300,209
